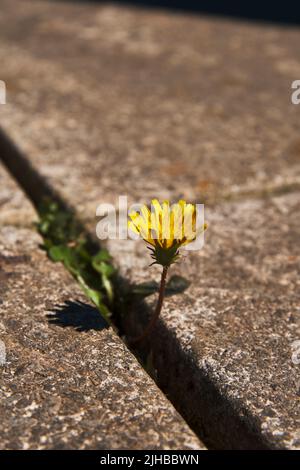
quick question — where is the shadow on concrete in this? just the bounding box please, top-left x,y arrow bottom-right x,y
47,299 -> 108,332
68,0 -> 300,26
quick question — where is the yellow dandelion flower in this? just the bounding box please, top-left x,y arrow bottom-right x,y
128,199 -> 207,344
128,199 -> 207,267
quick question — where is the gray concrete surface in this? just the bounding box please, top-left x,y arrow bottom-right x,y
0,0 -> 299,448
0,165 -> 204,450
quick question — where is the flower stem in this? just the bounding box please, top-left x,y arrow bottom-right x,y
130,265 -> 169,344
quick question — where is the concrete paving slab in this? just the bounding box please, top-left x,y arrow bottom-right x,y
115,193 -> 300,449
0,165 -> 204,450
0,0 -> 299,449
0,0 -> 300,211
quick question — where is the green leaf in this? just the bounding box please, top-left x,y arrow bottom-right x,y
48,245 -> 71,262
92,259 -> 115,277
92,251 -> 116,302
39,220 -> 50,235
75,242 -> 92,262
102,276 -> 114,303
77,275 -> 111,320
92,249 -> 112,264
37,198 -> 114,321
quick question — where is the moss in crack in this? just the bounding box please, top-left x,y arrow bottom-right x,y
36,198 -> 116,321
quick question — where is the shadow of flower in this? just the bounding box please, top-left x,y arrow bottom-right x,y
47,300 -> 108,332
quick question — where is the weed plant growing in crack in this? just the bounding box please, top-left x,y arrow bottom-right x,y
128,199 -> 207,343
37,199 -> 116,321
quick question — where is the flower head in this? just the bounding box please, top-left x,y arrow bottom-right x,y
128,199 -> 207,267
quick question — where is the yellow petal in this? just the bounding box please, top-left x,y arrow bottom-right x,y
161,200 -> 171,246
141,204 -> 150,223
128,220 -> 140,234
171,203 -> 183,240
183,205 -> 196,241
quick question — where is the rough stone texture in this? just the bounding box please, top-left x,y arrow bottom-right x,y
0,160 -> 36,228
0,0 -> 300,212
0,165 -> 204,450
0,0 -> 299,449
118,193 -> 300,449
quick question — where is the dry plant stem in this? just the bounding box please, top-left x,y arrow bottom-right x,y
130,265 -> 169,344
